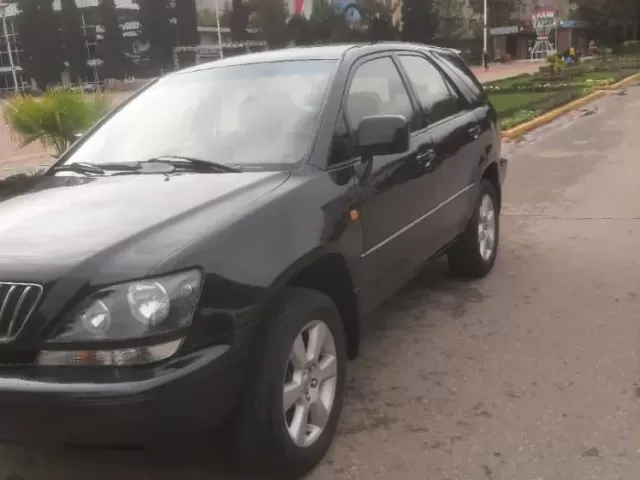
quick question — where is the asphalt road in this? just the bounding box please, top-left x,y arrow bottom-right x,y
1,85 -> 639,480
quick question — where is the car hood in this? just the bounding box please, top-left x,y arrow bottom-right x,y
0,172 -> 289,282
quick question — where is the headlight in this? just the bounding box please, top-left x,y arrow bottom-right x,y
38,270 -> 202,366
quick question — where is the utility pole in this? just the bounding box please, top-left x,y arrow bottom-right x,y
483,0 -> 488,53
214,0 -> 223,58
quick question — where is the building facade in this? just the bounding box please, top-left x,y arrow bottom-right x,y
0,0 -> 141,90
489,0 -> 588,60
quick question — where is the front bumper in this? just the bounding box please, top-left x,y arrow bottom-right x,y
0,328 -> 254,446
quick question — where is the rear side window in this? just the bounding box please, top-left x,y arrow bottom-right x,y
398,54 -> 463,125
433,52 -> 486,103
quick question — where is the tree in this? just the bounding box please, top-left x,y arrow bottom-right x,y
487,0 -> 512,28
60,0 -> 87,84
400,0 -> 438,43
99,0 -> 129,79
361,0 -> 398,42
257,0 -> 287,47
198,7 -> 232,27
139,0 -> 176,74
286,15 -> 312,45
436,0 -> 465,39
230,0 -> 251,40
573,0 -> 639,44
308,5 -> 351,44
176,0 -> 200,45
467,0 -> 511,29
16,0 -> 63,89
198,8 -> 217,26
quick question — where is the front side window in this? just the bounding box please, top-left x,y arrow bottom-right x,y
346,57 -> 415,131
398,55 -> 464,125
329,110 -> 356,166
62,60 -> 337,169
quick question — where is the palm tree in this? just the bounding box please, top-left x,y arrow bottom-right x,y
3,87 -> 112,156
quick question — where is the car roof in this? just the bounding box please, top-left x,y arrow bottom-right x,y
175,43 -> 462,75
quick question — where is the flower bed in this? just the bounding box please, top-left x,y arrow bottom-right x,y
487,55 -> 640,130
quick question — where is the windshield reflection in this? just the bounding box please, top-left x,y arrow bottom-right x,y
62,59 -> 337,169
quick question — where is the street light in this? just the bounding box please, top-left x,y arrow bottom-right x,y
214,0 -> 223,59
0,2 -> 18,93
483,0 -> 488,54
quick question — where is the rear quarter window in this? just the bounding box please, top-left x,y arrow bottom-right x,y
432,52 -> 487,104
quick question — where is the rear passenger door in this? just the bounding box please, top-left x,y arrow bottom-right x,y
433,51 -> 500,176
397,53 -> 482,244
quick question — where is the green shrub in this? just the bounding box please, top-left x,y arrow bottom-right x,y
617,40 -> 640,55
545,54 -> 566,76
539,65 -> 552,75
3,87 -> 111,156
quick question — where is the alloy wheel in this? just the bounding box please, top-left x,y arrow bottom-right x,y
283,320 -> 338,448
478,193 -> 496,261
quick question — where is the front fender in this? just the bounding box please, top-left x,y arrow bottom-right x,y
152,167 -> 362,329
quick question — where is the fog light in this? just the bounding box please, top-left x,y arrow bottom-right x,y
37,339 -> 183,366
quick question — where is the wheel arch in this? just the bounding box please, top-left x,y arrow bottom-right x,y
481,161 -> 501,211
264,247 -> 360,360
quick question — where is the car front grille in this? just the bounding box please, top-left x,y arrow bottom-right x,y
0,282 -> 43,341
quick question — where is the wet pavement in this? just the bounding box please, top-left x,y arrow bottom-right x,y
1,86 -> 639,479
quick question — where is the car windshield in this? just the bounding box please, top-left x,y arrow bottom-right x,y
61,60 -> 337,169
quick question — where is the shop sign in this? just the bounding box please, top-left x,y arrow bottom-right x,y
489,25 -> 523,36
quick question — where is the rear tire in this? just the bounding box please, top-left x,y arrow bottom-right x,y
447,179 -> 500,278
230,287 -> 347,479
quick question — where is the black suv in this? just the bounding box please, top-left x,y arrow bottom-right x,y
0,44 -> 506,478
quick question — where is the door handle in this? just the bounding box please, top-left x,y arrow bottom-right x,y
416,148 -> 436,169
468,125 -> 482,139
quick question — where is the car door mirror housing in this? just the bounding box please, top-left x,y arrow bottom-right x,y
356,115 -> 410,161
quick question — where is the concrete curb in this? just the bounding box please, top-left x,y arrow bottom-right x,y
501,90 -> 607,139
598,71 -> 640,90
501,71 -> 640,139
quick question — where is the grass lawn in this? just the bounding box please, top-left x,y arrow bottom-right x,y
580,71 -> 617,81
489,92 -> 549,116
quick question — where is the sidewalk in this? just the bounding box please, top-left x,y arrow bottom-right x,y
471,61 -> 544,83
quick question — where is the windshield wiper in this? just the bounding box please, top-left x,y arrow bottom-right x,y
147,156 -> 243,173
51,162 -> 143,175
50,162 -> 106,175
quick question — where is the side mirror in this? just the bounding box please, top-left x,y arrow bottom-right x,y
356,115 -> 410,162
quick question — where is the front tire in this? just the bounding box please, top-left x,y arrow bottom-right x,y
230,287 -> 347,479
447,179 -> 500,278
